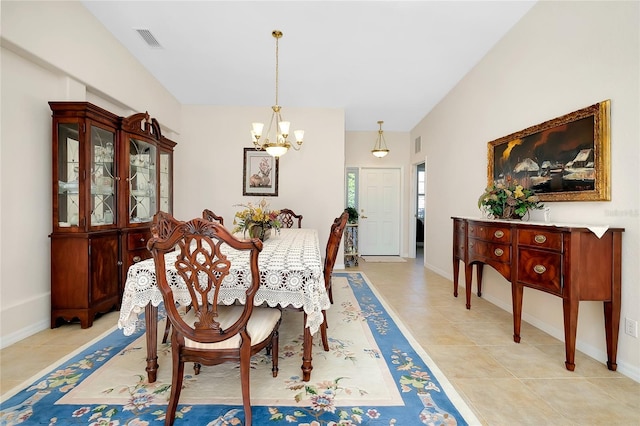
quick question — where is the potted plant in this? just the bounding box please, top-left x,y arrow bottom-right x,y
233,199 -> 282,241
345,207 -> 359,224
478,179 -> 543,220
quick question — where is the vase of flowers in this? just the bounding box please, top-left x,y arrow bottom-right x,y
478,179 -> 544,220
233,199 -> 282,241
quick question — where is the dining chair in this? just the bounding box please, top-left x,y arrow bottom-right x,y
148,215 -> 281,426
317,211 -> 348,351
277,208 -> 303,228
202,208 -> 224,225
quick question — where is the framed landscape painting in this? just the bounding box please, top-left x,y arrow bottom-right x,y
487,100 -> 611,202
242,148 -> 279,196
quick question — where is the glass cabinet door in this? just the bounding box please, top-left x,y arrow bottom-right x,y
57,123 -> 80,228
159,151 -> 172,213
90,125 -> 116,227
128,137 -> 157,224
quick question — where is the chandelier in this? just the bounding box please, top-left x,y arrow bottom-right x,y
371,120 -> 389,158
251,30 -> 304,157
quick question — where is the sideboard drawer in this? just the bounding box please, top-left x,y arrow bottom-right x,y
469,238 -> 511,263
518,228 -> 562,251
517,248 -> 562,295
455,233 -> 465,258
127,231 -> 151,251
468,223 -> 511,243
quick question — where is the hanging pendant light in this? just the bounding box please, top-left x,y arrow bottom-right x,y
251,30 -> 304,157
371,120 -> 389,158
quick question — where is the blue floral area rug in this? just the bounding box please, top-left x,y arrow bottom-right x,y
0,272 -> 479,425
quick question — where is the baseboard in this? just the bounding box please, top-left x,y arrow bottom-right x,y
1,319 -> 50,349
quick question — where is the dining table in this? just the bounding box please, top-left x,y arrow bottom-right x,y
117,227 -> 330,382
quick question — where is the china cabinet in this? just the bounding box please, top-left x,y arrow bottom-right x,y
119,112 -> 176,294
49,102 -> 176,328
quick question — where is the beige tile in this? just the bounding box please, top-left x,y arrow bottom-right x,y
522,378 -> 640,425
424,345 -> 514,379
455,378 -> 569,425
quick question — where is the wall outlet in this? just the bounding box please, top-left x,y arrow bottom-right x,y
624,318 -> 638,338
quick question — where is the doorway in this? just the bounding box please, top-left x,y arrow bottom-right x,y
358,167 -> 401,255
415,162 -> 425,259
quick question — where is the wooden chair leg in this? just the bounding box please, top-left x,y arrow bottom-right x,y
165,345 -> 184,426
320,311 -> 329,351
239,345 -> 252,426
272,330 -> 279,377
161,319 -> 171,344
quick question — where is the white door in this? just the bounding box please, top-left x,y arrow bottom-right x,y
359,168 -> 401,255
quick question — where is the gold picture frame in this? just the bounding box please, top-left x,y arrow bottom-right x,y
488,100 -> 610,202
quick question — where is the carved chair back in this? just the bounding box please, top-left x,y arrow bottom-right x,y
278,208 -> 303,228
202,209 -> 224,225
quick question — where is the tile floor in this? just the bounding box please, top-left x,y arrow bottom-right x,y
1,254 -> 639,424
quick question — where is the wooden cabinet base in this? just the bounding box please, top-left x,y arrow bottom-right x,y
51,298 -> 119,329
452,217 -> 623,372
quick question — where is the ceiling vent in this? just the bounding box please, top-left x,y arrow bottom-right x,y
135,29 -> 163,49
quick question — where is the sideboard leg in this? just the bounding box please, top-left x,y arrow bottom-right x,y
605,232 -> 622,371
511,283 -> 523,343
603,300 -> 620,371
453,258 -> 459,298
562,298 -> 579,371
464,263 -> 473,309
476,264 -> 484,297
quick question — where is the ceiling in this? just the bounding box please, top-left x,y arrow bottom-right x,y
82,1 -> 536,132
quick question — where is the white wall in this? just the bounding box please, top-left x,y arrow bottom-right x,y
412,1 -> 640,380
175,105 -> 346,258
345,131 -> 411,257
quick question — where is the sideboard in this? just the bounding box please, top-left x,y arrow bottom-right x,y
452,216 -> 624,372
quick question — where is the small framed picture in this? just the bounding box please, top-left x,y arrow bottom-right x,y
242,148 -> 279,196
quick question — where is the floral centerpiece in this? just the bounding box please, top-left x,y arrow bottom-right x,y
478,180 -> 544,220
233,199 -> 282,241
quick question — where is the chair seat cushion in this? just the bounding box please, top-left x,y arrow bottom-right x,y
182,305 -> 281,350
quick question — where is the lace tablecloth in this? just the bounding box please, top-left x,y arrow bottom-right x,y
117,228 -> 330,335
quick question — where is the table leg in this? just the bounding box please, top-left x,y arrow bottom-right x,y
302,313 -> 313,381
145,303 -> 159,383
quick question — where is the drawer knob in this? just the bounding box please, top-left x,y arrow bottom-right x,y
533,264 -> 547,274
133,256 -> 142,263
534,234 -> 547,244
494,230 -> 504,238
140,237 -> 145,242
494,248 -> 504,257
